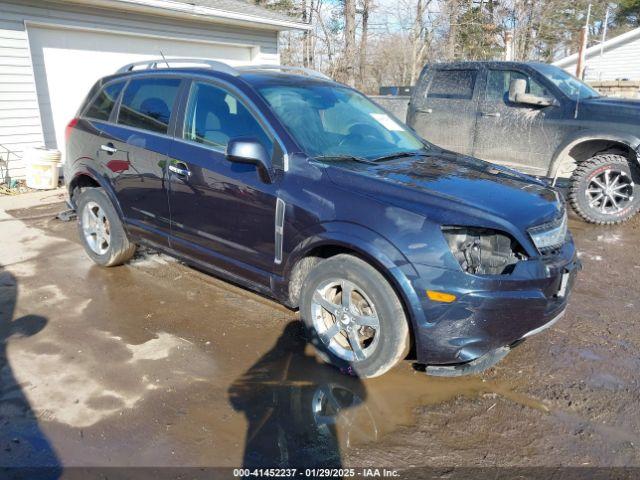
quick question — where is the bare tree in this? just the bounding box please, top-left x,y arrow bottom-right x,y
358,0 -> 370,90
344,0 -> 357,86
445,0 -> 460,60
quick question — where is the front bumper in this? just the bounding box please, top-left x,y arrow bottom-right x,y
410,238 -> 580,365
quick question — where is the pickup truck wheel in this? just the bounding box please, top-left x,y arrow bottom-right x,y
76,187 -> 136,266
569,154 -> 640,224
299,254 -> 409,378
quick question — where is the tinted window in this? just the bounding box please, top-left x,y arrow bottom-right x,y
486,69 -> 551,103
118,78 -> 181,134
427,70 -> 477,100
85,82 -> 124,121
183,82 -> 272,155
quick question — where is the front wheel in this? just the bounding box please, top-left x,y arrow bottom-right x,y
299,254 -> 410,378
569,154 -> 640,224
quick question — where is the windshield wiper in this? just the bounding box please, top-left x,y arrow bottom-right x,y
311,154 -> 378,165
371,150 -> 431,162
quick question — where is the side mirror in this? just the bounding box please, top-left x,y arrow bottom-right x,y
226,138 -> 272,182
508,78 -> 556,107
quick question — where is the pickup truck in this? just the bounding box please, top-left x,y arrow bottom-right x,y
407,61 -> 640,224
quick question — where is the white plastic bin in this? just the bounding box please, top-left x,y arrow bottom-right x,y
25,147 -> 61,190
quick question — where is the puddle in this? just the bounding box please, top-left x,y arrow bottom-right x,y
1,200 -> 639,468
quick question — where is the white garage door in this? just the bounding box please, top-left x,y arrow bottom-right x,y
27,25 -> 253,157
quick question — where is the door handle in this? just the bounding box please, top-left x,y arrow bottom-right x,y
417,108 -> 433,114
169,163 -> 191,177
480,112 -> 501,118
100,143 -> 117,154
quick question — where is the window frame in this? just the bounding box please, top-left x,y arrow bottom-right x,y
426,68 -> 479,101
174,77 -> 286,170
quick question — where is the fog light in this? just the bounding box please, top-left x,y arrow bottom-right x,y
427,290 -> 457,303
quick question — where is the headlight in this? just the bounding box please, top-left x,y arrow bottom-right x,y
528,211 -> 568,253
442,227 -> 527,275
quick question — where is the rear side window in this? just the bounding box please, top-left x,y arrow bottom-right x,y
118,77 -> 181,134
427,70 -> 477,100
84,82 -> 124,121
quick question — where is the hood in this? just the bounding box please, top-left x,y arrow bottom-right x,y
325,152 -> 563,231
578,96 -> 640,121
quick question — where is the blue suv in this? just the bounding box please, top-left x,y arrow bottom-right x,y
64,60 -> 579,378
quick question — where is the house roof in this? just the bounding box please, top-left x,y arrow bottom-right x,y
553,26 -> 640,67
170,0 -> 301,25
77,0 -> 310,31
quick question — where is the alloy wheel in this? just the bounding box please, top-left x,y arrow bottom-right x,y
81,201 -> 111,255
586,168 -> 634,215
311,279 -> 380,362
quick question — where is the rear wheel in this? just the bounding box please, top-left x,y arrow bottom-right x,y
299,254 -> 409,378
569,154 -> 640,224
76,187 -> 136,266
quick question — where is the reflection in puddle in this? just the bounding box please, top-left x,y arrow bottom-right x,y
229,322 -> 548,468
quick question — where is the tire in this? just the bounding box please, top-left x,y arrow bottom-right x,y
299,254 -> 410,378
76,187 -> 136,266
569,154 -> 640,225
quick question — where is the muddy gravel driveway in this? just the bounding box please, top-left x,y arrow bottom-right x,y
1,190 -> 639,477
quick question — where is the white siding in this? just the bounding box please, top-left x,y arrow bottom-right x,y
0,0 -> 281,180
583,35 -> 640,82
0,27 -> 42,180
555,30 -> 640,82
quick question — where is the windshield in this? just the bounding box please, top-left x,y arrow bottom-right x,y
257,83 -> 427,160
535,64 -> 600,100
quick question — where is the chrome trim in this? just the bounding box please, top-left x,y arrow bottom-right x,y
115,59 -> 330,81
100,144 -> 117,154
522,309 -> 565,339
169,164 -> 191,176
238,64 -> 331,80
116,58 -> 239,76
274,197 -> 285,264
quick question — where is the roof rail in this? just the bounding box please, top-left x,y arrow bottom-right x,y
238,64 -> 331,80
116,58 -> 239,76
115,59 -> 332,81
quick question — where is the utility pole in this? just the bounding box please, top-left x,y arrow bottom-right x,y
504,30 -> 514,61
598,6 -> 609,80
576,3 -> 592,79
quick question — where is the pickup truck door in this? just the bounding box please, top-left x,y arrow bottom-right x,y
473,67 -> 565,176
408,67 -> 480,155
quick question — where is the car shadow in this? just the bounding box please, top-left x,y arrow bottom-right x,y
0,268 -> 61,479
228,321 -> 369,471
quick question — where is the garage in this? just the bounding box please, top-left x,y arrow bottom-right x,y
0,0 -> 308,180
27,25 -> 254,153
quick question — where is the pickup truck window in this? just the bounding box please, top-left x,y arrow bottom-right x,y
534,63 -> 600,100
427,70 -> 477,100
486,70 -> 550,103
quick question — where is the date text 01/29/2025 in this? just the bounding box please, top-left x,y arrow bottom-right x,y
233,468 -> 400,477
